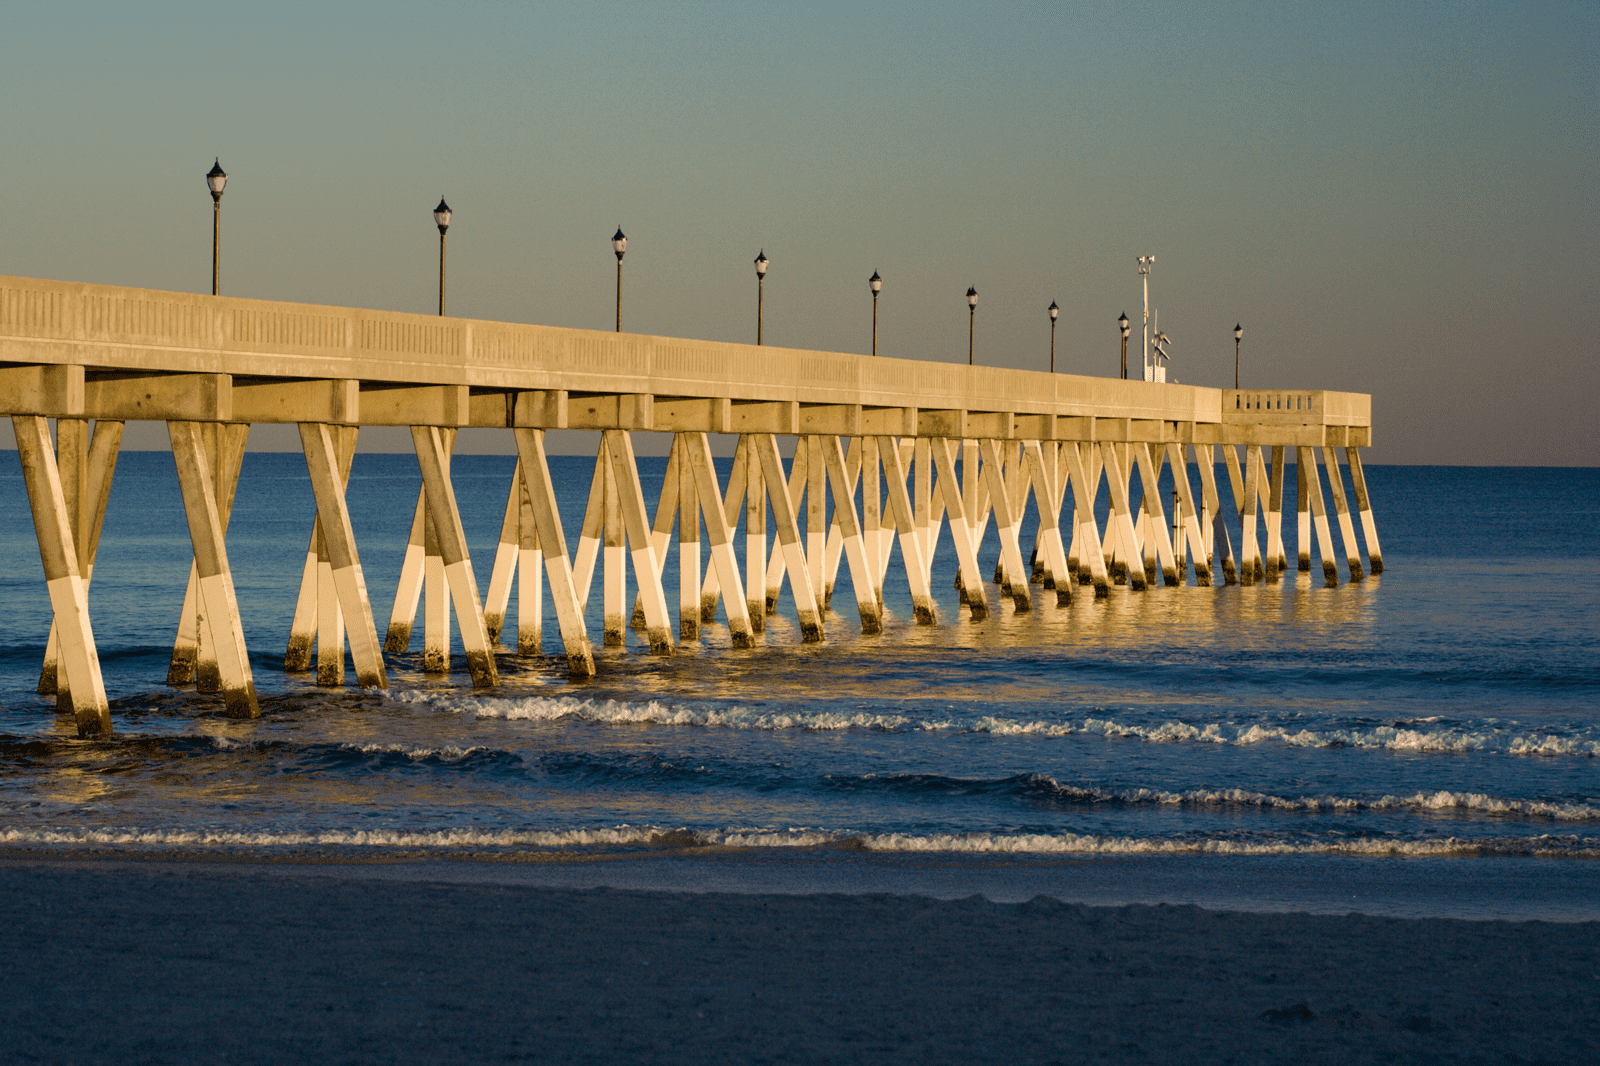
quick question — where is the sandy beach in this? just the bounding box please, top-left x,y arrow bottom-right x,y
3,855 -> 1595,1065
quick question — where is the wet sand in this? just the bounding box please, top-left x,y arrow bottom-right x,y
3,856 -> 1596,1064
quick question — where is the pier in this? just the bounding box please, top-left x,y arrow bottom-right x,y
1,274 -> 1379,735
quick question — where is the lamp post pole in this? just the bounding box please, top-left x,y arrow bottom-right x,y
1234,323 -> 1243,389
869,271 -> 882,356
1048,300 -> 1059,373
434,198 -> 452,316
1118,312 -> 1130,379
612,227 -> 627,332
1137,256 -> 1155,380
205,159 -> 227,296
966,287 -> 978,365
754,250 -> 768,345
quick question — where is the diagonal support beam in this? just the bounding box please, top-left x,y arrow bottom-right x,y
820,435 -> 884,634
1298,446 -> 1340,588
1063,443 -> 1110,597
1023,441 -> 1072,606
168,423 -> 249,688
698,434 -> 749,622
39,419 -> 123,702
1322,447 -> 1365,582
13,415 -> 111,735
603,430 -> 675,654
979,439 -> 1032,610
1134,443 -> 1180,587
483,464 -> 524,646
682,432 -> 754,647
1166,444 -> 1212,586
1099,442 -> 1147,592
753,434 -> 824,641
168,420 -> 258,717
299,423 -> 386,688
512,428 -> 595,677
1345,447 -> 1383,574
1196,444 -> 1237,585
881,435 -> 937,622
931,438 -> 990,617
413,425 -> 499,687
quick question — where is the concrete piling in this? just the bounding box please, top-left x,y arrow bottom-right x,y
39,418 -> 121,705
820,436 -> 883,634
168,420 -> 258,718
1323,446 -> 1364,582
299,423 -> 385,689
754,434 -> 824,641
1298,446 -> 1340,588
512,428 -> 594,677
482,467 -> 523,647
382,495 -> 427,654
412,425 -> 498,687
516,470 -> 543,654
601,440 -> 626,647
682,433 -> 755,647
604,430 -> 675,655
14,415 -> 112,735
678,436 -> 701,640
1267,446 -> 1288,577
1297,450 -> 1313,573
1345,446 -> 1383,574
744,436 -> 767,632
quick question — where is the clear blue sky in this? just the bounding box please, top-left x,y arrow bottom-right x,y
2,1 -> 1593,463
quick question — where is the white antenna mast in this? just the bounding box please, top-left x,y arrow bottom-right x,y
1137,256 -> 1155,381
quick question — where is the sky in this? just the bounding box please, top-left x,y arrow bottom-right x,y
1,1 -> 1594,464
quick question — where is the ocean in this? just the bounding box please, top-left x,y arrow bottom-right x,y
2,447 -> 1596,918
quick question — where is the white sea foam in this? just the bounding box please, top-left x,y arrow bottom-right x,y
1028,781 -> 1600,821
393,690 -> 1600,757
4,825 -> 1595,858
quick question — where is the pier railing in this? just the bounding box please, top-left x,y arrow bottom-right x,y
2,275 -> 1381,736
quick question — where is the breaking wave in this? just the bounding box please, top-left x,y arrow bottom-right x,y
395,691 -> 1600,757
3,825 -> 1596,858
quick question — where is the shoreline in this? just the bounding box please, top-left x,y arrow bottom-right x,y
5,844 -> 1599,922
3,857 -> 1595,1064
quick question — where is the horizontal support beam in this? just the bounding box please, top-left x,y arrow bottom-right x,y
861,406 -> 917,436
654,396 -> 732,433
231,378 -> 359,424
0,363 -> 83,416
798,403 -> 862,436
513,389 -> 568,429
84,373 -> 231,421
357,384 -> 469,426
566,393 -> 653,430
730,400 -> 798,434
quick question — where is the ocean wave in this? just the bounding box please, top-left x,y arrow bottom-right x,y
831,773 -> 1600,821
390,692 -> 1600,758
3,825 -> 1596,858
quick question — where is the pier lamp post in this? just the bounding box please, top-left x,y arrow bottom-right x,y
754,250 -> 768,345
1234,323 -> 1243,388
433,198 -> 452,316
1118,313 -> 1130,379
966,287 -> 979,365
1048,300 -> 1059,373
205,159 -> 227,296
1137,256 -> 1155,381
869,271 -> 882,356
612,227 -> 627,332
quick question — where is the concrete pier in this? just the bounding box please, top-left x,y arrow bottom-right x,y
0,275 -> 1380,733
